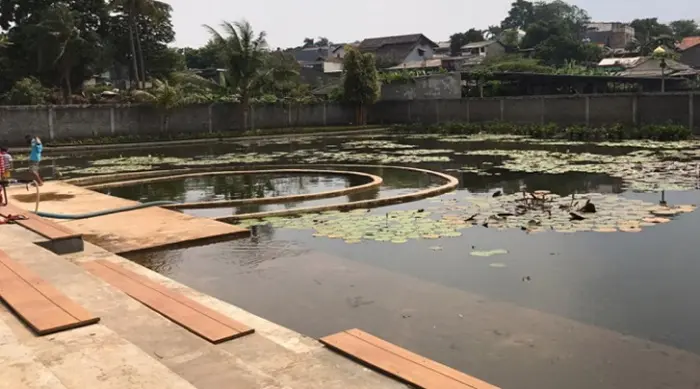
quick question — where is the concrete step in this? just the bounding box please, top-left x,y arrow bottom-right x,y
0,307 -> 197,389
0,224 -> 405,389
0,317 -> 68,389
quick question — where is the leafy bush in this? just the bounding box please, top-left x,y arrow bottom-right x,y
389,121 -> 692,141
1,77 -> 51,105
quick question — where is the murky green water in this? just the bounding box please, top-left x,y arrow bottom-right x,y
38,134 -> 700,389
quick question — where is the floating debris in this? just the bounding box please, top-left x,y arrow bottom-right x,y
471,249 -> 509,257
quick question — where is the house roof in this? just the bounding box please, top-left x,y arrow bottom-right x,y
678,36 -> 700,51
358,34 -> 438,67
461,40 -> 501,49
288,47 -> 331,63
618,57 -> 698,77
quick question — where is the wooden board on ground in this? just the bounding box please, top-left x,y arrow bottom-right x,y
6,181 -> 247,254
1,203 -> 81,239
82,259 -> 254,343
320,329 -> 500,389
0,250 -> 100,335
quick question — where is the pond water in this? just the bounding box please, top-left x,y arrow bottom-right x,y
99,174 -> 363,204
43,134 -> 700,389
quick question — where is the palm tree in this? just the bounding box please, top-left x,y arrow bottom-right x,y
132,72 -> 218,131
204,20 -> 268,130
110,0 -> 171,89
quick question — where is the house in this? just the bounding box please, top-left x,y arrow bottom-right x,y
678,36 -> 700,68
287,46 -> 344,74
600,56 -> 698,78
461,40 -> 505,58
358,33 -> 438,68
433,41 -> 452,57
452,40 -> 507,68
330,42 -> 359,60
586,22 -> 635,50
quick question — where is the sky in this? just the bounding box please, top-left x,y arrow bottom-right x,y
163,0 -> 699,49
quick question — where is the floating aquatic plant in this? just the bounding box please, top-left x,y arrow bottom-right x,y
235,192 -> 695,244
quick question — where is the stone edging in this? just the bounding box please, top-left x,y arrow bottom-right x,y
83,169 -> 383,209
67,164 -> 459,220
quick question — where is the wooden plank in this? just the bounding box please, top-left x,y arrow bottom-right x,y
320,329 -> 500,389
96,260 -> 253,334
82,260 -> 253,343
0,251 -> 100,335
344,329 -> 498,389
2,204 -> 81,240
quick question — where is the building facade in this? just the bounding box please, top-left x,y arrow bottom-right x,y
586,22 -> 635,49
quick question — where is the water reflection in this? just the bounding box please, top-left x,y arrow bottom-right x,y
101,174 -> 354,203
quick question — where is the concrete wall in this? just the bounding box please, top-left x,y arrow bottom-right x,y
0,92 -> 697,144
368,92 -> 700,133
381,72 -> 462,101
0,102 -> 354,145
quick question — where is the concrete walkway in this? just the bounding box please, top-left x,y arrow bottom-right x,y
0,224 -> 407,389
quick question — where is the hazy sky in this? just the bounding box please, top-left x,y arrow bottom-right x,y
163,0 -> 698,49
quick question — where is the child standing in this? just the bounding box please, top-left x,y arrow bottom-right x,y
1,147 -> 13,180
25,135 -> 43,186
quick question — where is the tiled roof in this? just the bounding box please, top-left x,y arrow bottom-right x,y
678,36 -> 700,51
358,34 -> 438,67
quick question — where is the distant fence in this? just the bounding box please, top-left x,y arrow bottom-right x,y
369,92 -> 699,131
0,92 -> 697,144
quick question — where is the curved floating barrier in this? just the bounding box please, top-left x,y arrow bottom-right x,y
82,169 -> 383,210
67,164 -> 459,220
214,165 -> 459,222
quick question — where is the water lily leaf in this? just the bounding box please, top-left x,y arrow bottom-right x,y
489,263 -> 507,268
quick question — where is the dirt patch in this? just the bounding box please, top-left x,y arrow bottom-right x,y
13,192 -> 76,203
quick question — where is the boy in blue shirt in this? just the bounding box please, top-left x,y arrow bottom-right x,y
25,135 -> 43,186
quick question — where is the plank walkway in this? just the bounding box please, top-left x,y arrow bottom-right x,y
82,259 -> 254,344
0,250 -> 99,335
320,329 -> 500,389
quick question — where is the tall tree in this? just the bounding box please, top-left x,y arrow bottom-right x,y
109,0 -> 172,89
519,0 -> 596,65
204,20 -> 268,128
181,41 -> 224,69
31,4 -> 102,102
500,0 -> 535,30
303,37 -> 314,48
0,0 -> 109,95
107,1 -> 175,87
342,47 -> 379,125
669,20 -> 700,40
629,18 -> 675,54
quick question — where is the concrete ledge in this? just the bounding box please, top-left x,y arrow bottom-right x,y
66,164 -> 459,221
